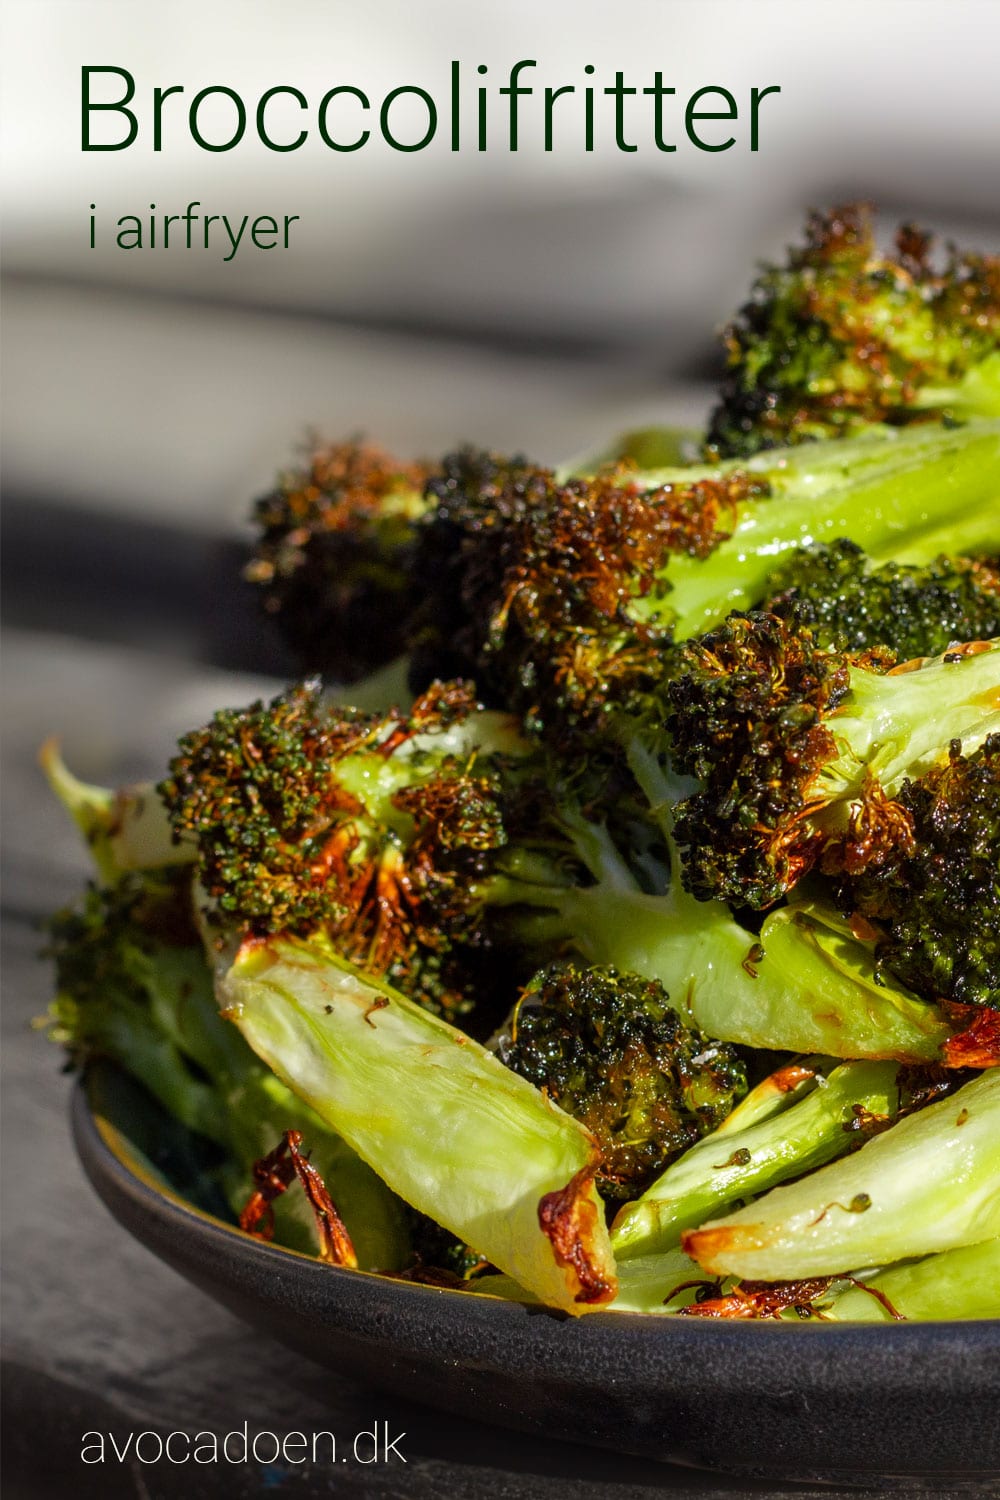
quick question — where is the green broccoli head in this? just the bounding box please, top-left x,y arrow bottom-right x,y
157,677 -> 533,1023
763,542 -> 1000,661
830,735 -> 1000,1016
497,962 -> 748,1203
667,617 -> 1000,909
246,440 -> 433,681
707,203 -> 1000,457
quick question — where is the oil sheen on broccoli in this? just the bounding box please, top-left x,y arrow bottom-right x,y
497,962 -> 747,1203
763,542 -> 1000,661
409,422 -> 1000,744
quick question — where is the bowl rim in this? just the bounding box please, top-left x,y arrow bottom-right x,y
72,1062 -> 1000,1343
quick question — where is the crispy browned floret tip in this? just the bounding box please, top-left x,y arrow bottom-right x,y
537,1166 -> 617,1306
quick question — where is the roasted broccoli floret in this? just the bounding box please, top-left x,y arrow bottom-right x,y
411,422 -> 1000,742
666,622 -> 1000,908
830,736 -> 1000,1023
497,962 -> 747,1203
764,542 -> 1000,661
707,203 -> 1000,457
157,677 -> 530,1027
463,749 -> 953,1062
144,674 -> 955,1062
46,867 -> 410,1269
245,441 -> 433,681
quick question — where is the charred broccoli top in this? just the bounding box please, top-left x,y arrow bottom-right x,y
158,678 -> 529,1022
412,446 -> 761,738
707,203 -> 1000,457
497,962 -> 747,1202
245,441 -> 433,681
410,425 -> 1000,750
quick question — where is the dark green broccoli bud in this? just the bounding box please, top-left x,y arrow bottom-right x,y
829,736 -> 1000,1018
157,677 -> 531,1023
497,962 -> 747,1203
246,441 -> 433,681
666,619 -> 1000,909
763,542 -> 1000,661
707,203 -> 1000,457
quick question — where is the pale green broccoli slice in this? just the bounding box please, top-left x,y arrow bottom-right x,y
682,1070 -> 1000,1280
218,933 -> 618,1314
610,1058 -> 906,1259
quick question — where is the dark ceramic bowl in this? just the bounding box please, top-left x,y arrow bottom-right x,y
73,1063 -> 1000,1485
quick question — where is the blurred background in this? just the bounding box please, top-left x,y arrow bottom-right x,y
2,3 -> 1000,1492
4,0 -> 1000,689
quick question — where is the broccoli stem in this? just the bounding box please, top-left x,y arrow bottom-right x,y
712,1056 -> 823,1133
485,861 -> 951,1060
482,1237 -> 1000,1319
55,923 -> 411,1268
814,641 -> 1000,816
218,934 -> 618,1313
638,420 -> 1000,640
474,1245 -> 708,1314
682,1070 -> 1000,1280
824,1239 -> 1000,1321
610,1060 -> 903,1259
914,350 -> 1000,423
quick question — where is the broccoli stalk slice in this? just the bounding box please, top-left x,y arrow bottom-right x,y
481,858 -> 950,1060
712,1055 -> 824,1134
473,1245 -> 709,1314
481,1237 -> 1000,1319
913,349 -> 1000,422
682,1070 -> 1000,1280
648,420 -> 1000,640
218,934 -> 618,1314
610,1059 -> 903,1259
823,1239 -> 1000,1322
